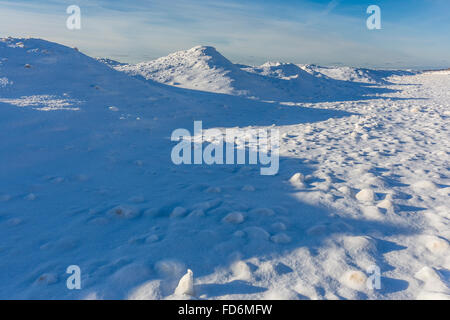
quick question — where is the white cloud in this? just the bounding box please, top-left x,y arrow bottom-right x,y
0,0 -> 448,68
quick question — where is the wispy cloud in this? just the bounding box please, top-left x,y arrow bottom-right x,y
0,0 -> 448,68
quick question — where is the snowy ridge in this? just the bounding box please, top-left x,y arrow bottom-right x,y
0,38 -> 449,300
0,37 -> 166,110
423,68 -> 450,75
116,46 -> 397,103
300,64 -> 417,84
244,61 -> 323,80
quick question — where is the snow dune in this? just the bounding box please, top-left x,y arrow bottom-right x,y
0,38 -> 449,300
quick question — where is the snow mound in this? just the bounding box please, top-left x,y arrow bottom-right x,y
355,188 -> 377,203
339,270 -> 368,291
231,261 -> 252,281
222,211 -> 245,224
174,269 -> 195,297
412,180 -> 439,191
415,267 -> 450,299
107,205 -> 140,219
117,46 -> 242,95
289,172 -> 306,188
128,280 -> 162,300
300,64 -> 417,84
244,61 -> 317,81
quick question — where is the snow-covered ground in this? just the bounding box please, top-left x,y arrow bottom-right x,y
0,37 -> 448,300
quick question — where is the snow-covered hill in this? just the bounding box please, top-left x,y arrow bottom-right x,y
116,46 -> 246,95
1,38 -> 449,300
116,46 -> 394,103
300,64 -> 417,84
424,68 -> 450,75
0,37 -> 169,111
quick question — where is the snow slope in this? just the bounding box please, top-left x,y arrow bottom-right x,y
0,38 -> 449,300
117,46 -> 242,95
423,69 -> 450,76
116,46 -> 394,103
96,58 -> 127,68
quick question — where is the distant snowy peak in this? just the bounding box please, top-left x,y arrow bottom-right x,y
243,62 -> 323,81
300,64 -> 417,84
182,45 -> 235,69
138,45 -> 235,71
424,68 -> 450,75
116,46 -> 240,94
115,46 -> 333,99
299,65 -> 370,83
244,62 -> 404,85
114,46 -> 370,101
113,45 -> 417,102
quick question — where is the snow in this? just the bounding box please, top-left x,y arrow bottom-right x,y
355,188 -> 377,203
174,269 -> 195,297
340,270 -> 368,291
0,77 -> 12,87
289,173 -> 306,189
222,212 -> 245,224
414,267 -> 450,299
300,64 -> 417,84
0,37 -> 449,300
230,261 -> 253,281
116,47 -> 396,103
0,95 -> 81,111
116,46 -> 241,95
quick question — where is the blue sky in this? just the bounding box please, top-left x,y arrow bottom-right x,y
0,0 -> 449,68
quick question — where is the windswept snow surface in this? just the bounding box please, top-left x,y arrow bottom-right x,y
0,38 -> 449,300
